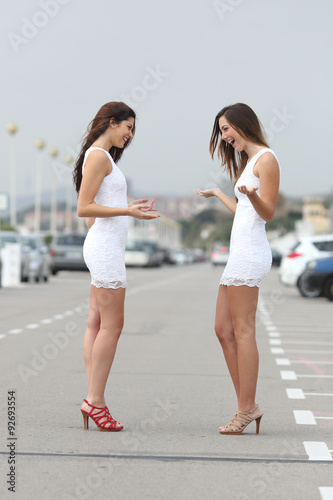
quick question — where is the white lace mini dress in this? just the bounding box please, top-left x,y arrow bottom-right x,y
82,147 -> 128,289
220,148 -> 280,288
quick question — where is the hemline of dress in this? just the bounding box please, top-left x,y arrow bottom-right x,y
91,281 -> 127,289
220,279 -> 262,288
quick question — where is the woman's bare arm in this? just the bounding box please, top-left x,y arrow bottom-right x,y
238,154 -> 280,222
77,150 -> 159,220
196,188 -> 237,214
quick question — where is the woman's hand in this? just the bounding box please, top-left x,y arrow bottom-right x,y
196,188 -> 219,198
128,198 -> 157,211
128,202 -> 160,220
238,185 -> 258,196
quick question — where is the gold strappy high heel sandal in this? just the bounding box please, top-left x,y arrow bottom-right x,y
219,405 -> 263,435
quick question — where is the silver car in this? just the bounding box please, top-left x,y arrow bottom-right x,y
49,233 -> 87,274
21,234 -> 51,282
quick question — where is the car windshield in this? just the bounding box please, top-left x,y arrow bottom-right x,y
0,234 -> 19,247
313,241 -> 333,251
22,237 -> 37,249
126,243 -> 146,251
56,235 -> 85,246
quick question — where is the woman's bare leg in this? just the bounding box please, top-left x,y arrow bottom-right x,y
83,286 -> 100,385
215,285 -> 240,401
227,285 -> 259,413
81,286 -> 125,426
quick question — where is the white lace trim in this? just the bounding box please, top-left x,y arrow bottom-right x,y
220,277 -> 262,287
92,279 -> 127,289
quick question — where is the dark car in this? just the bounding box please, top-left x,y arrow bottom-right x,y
49,233 -> 87,274
271,248 -> 282,266
297,256 -> 333,300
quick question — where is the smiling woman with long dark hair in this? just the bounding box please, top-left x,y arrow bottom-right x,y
197,103 -> 280,435
73,101 -> 159,432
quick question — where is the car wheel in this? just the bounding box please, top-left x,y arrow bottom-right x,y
43,275 -> 49,282
51,269 -> 58,275
297,273 -> 321,298
324,276 -> 333,301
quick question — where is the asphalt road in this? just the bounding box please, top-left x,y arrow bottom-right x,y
0,263 -> 332,500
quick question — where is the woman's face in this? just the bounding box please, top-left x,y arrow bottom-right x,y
111,117 -> 135,148
219,116 -> 244,152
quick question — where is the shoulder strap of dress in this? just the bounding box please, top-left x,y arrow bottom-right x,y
82,147 -> 113,173
251,148 -> 280,170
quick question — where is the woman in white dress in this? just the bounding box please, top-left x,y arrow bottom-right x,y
73,102 -> 159,431
197,103 -> 280,435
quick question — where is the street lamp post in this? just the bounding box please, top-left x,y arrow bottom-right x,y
49,148 -> 59,235
34,139 -> 45,233
6,122 -> 18,228
65,154 -> 74,233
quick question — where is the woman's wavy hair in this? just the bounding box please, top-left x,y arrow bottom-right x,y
73,101 -> 136,193
209,103 -> 269,182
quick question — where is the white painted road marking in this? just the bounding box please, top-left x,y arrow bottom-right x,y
286,388 -> 306,399
304,441 -> 333,461
286,389 -> 333,399
294,410 -> 317,425
275,358 -> 291,366
26,323 -> 39,329
281,370 -> 297,380
271,347 -> 284,354
319,487 -> 333,500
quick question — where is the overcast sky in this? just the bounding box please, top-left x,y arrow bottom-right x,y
1,0 -> 332,209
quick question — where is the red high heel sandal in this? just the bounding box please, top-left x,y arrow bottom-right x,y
81,399 -> 123,432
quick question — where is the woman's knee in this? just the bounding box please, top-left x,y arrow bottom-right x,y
87,309 -> 100,332
215,323 -> 234,345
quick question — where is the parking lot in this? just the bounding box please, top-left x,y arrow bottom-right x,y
0,264 -> 332,499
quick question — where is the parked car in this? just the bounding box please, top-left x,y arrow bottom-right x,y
167,249 -> 188,265
139,241 -> 164,267
211,244 -> 229,265
279,234 -> 333,286
21,234 -> 51,282
191,248 -> 207,263
125,242 -> 152,267
297,256 -> 333,300
49,233 -> 87,274
125,241 -> 162,267
0,231 -> 29,282
271,248 -> 282,266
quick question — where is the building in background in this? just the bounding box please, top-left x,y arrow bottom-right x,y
302,196 -> 330,234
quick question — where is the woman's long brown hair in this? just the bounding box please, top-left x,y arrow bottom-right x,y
73,101 -> 136,193
209,103 -> 269,182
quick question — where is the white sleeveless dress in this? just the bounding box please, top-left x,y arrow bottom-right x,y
82,147 -> 128,289
220,148 -> 280,287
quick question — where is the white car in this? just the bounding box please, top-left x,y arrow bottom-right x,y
211,244 -> 229,265
279,234 -> 333,286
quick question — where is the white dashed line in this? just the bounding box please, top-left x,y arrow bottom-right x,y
269,339 -> 282,345
53,314 -> 64,320
0,334 -> 6,339
280,370 -> 297,380
304,442 -> 333,461
275,358 -> 291,366
270,347 -> 284,354
8,329 -> 23,334
26,323 -> 39,329
40,319 -> 53,324
319,487 -> 333,500
294,410 -> 317,425
286,388 -> 306,399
